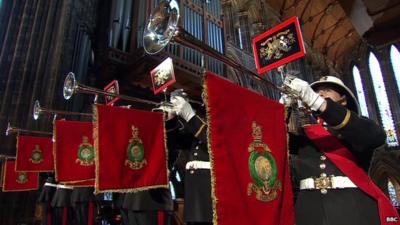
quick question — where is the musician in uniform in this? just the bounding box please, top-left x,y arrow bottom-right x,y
121,188 -> 173,225
37,174 -> 57,225
51,183 -> 74,225
169,89 -> 213,225
282,75 -> 399,225
70,186 -> 96,225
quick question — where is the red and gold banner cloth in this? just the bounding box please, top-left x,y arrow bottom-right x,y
204,72 -> 294,225
94,104 -> 168,193
16,135 -> 54,172
64,179 -> 95,187
2,160 -> 39,192
54,120 -> 95,183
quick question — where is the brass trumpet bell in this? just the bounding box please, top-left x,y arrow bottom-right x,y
63,72 -> 77,100
33,100 -> 41,120
143,0 -> 180,54
32,100 -> 92,120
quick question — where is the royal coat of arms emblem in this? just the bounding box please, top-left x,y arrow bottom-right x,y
29,144 -> 43,164
16,172 -> 28,184
76,136 -> 95,166
125,125 -> 147,170
247,122 -> 281,201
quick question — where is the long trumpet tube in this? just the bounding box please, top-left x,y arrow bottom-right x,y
5,123 -> 52,136
33,100 -> 92,120
143,0 -> 286,93
0,154 -> 16,159
63,72 -> 160,105
63,72 -> 200,107
174,28 -> 280,91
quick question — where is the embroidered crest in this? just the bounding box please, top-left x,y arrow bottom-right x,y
29,144 -> 43,164
259,30 -> 296,61
247,122 -> 281,202
125,125 -> 147,170
75,136 -> 95,166
16,172 -> 28,184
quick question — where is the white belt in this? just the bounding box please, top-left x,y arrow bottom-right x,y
300,176 -> 357,190
57,184 -> 74,189
185,160 -> 210,170
44,182 -> 57,187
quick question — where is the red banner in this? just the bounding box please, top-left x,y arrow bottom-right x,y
54,120 -> 95,183
16,135 -> 54,172
2,160 -> 39,192
64,179 -> 95,187
94,104 -> 168,193
205,72 -> 294,225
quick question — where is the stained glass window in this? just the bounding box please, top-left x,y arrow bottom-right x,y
390,45 -> 400,94
352,65 -> 369,117
369,52 -> 399,147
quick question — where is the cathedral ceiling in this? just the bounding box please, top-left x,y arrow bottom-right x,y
234,0 -> 400,70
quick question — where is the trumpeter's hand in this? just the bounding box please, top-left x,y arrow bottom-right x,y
170,95 -> 195,122
283,75 -> 325,111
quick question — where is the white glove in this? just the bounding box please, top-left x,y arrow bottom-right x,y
283,76 -> 325,111
170,96 -> 195,122
153,104 -> 173,113
279,94 -> 295,107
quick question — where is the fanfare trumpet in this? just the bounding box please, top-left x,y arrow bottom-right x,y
63,72 -> 161,106
142,0 -> 284,92
5,123 -> 52,136
63,72 -> 203,110
33,100 -> 92,120
0,154 -> 16,159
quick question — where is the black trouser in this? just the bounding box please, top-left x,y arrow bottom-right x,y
52,207 -> 73,225
126,210 -> 172,225
72,202 -> 90,225
40,203 -> 53,225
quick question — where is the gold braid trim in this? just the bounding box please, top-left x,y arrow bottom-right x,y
162,112 -> 170,190
16,133 -> 53,173
93,106 -> 169,194
16,135 -> 20,170
64,178 -> 95,184
194,120 -> 206,138
1,160 -> 6,191
93,105 -> 101,194
53,120 -> 59,182
203,73 -> 219,225
331,109 -> 351,130
95,184 -> 169,194
69,185 -> 92,187
15,134 -> 55,173
1,160 -> 40,192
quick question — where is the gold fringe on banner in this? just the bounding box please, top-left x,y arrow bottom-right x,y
52,121 -> 59,182
93,105 -> 169,194
1,160 -> 39,192
15,135 -> 54,173
202,72 -> 219,225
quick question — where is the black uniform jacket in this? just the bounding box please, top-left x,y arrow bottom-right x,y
51,187 -> 72,208
38,177 -> 57,203
167,115 -> 213,223
122,188 -> 173,211
71,187 -> 95,206
289,99 -> 386,225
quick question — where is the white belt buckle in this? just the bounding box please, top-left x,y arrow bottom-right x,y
300,175 -> 356,194
185,160 -> 210,170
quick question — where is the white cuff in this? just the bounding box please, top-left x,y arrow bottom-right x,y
185,111 -> 195,122
310,96 -> 325,111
